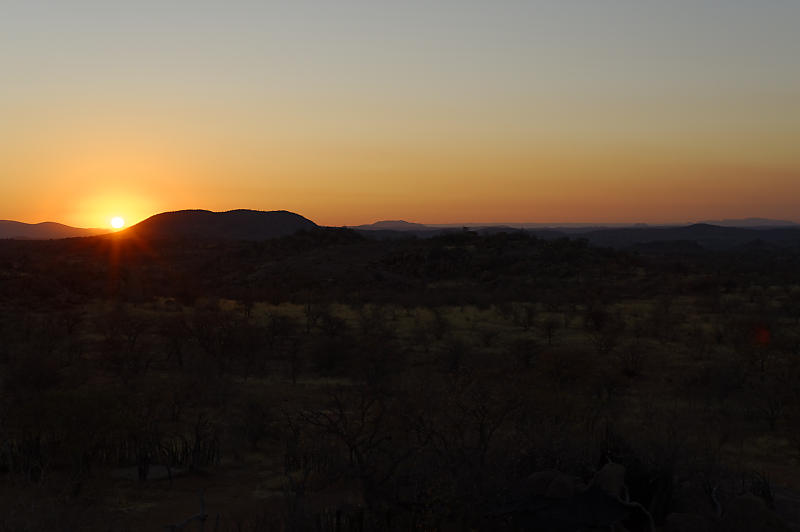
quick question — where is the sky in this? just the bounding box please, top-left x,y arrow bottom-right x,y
1,0 -> 798,228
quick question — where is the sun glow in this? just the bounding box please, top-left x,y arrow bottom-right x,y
110,216 -> 125,229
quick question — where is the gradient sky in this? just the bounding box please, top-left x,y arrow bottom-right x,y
1,1 -> 798,228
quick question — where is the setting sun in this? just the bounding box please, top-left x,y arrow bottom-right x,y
110,216 -> 125,229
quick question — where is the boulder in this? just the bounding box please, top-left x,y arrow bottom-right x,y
525,469 -> 561,496
593,462 -> 628,499
671,480 -> 717,517
545,473 -> 586,499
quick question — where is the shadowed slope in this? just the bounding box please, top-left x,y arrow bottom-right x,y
124,209 -> 317,240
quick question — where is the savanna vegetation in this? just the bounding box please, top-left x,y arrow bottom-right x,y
1,229 -> 799,531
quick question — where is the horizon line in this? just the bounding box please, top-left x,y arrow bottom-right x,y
4,211 -> 799,229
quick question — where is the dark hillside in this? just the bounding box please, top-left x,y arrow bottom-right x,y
124,209 -> 317,240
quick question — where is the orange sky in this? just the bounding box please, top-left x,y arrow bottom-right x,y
2,2 -> 798,229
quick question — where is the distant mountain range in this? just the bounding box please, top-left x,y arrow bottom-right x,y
354,218 -> 798,231
123,209 -> 317,240
0,220 -> 108,240
577,223 -> 800,250
351,220 -> 429,231
696,217 -> 798,227
3,214 -> 799,250
351,219 -> 800,250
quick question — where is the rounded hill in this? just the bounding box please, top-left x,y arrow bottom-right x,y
125,209 -> 317,240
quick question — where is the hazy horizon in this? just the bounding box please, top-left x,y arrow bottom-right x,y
4,210 -> 799,230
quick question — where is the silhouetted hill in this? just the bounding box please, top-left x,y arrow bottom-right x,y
124,209 -> 317,240
352,220 -> 429,231
0,220 -> 108,240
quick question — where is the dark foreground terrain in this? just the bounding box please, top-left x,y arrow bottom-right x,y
1,227 -> 800,531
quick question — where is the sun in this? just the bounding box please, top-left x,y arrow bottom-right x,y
110,216 -> 125,229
